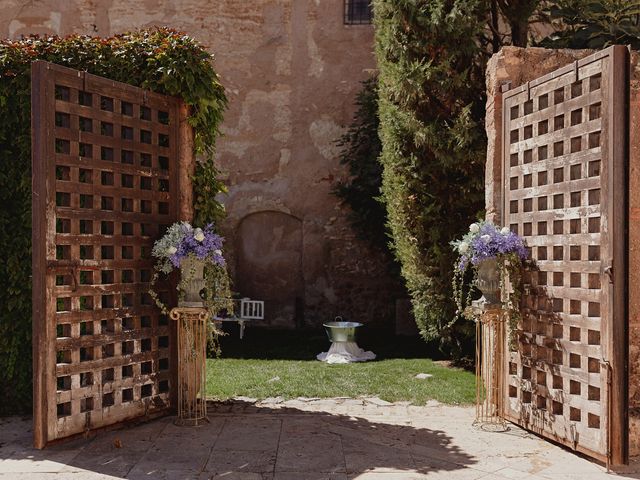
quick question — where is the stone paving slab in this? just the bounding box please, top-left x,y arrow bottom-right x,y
1,398 -> 640,479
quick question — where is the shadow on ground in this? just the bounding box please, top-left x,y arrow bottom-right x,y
216,326 -> 447,362
0,400 -> 476,479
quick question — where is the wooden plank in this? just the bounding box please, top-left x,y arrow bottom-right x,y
54,182 -> 171,201
55,326 -> 170,349
517,236 -> 602,249
509,118 -> 602,150
53,100 -> 172,129
32,60 -> 50,450
504,411 -> 608,463
505,207 -> 602,223
56,370 -> 171,403
170,101 -> 190,413
54,307 -> 161,323
51,208 -> 171,223
508,91 -> 603,129
84,71 -> 178,107
503,52 -> 608,101
52,153 -> 171,178
608,44 -> 629,466
55,348 -> 170,376
508,152 -> 603,179
53,283 -> 158,296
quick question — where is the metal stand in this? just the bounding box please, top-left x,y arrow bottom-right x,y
472,299 -> 508,432
170,307 -> 209,426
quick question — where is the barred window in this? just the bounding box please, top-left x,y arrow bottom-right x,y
344,0 -> 372,25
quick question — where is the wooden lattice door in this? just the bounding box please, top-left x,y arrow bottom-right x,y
502,46 -> 628,464
32,61 -> 180,448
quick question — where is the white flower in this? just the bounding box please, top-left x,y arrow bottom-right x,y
214,249 -> 222,256
166,246 -> 177,255
481,234 -> 491,243
469,223 -> 480,234
458,242 -> 469,254
193,228 -> 205,242
500,226 -> 511,235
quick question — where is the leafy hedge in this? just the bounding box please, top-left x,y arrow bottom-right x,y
0,28 -> 227,414
373,0 -> 487,356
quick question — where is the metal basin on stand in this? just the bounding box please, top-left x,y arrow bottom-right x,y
323,321 -> 363,343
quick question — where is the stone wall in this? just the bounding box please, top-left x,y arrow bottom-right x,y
628,49 -> 640,459
486,46 -> 640,458
0,0 -> 404,329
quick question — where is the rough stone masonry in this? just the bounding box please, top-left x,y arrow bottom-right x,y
0,0 -> 403,329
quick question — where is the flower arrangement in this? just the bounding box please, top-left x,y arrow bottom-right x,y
149,222 -> 233,355
151,222 -> 226,274
451,221 -> 528,341
452,221 -> 527,274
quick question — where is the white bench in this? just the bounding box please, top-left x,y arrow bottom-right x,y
213,298 -> 264,339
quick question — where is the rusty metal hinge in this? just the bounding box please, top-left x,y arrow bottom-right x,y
569,422 -> 578,450
604,265 -> 614,284
84,410 -> 92,433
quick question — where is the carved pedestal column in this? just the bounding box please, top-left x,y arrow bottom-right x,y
170,307 -> 209,426
472,300 -> 508,432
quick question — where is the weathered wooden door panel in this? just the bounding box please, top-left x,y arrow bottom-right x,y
502,46 -> 628,464
32,61 -> 180,448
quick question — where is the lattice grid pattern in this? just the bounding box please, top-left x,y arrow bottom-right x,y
33,62 -> 179,445
502,54 -> 613,458
344,0 -> 373,24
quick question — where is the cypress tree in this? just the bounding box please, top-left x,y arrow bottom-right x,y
374,0 -> 487,355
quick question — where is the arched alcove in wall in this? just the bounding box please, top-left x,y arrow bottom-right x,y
235,211 -> 304,328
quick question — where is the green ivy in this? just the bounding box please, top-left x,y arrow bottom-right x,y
0,28 -> 227,414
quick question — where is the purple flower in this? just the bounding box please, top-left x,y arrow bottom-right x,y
167,223 -> 225,268
453,222 -> 527,272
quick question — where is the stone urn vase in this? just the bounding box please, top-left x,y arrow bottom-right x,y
476,258 -> 501,305
179,256 -> 207,307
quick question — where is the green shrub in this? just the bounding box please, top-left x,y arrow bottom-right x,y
373,0 -> 487,357
0,28 -> 227,414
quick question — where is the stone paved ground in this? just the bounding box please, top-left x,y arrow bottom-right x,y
1,398 -> 639,479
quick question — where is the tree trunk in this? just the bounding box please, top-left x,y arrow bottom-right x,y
490,0 -> 501,52
510,20 -> 529,47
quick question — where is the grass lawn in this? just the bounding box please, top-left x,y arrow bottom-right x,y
205,327 -> 475,405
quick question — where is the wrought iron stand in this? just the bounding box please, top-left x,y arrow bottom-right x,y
473,300 -> 508,432
170,307 -> 209,426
